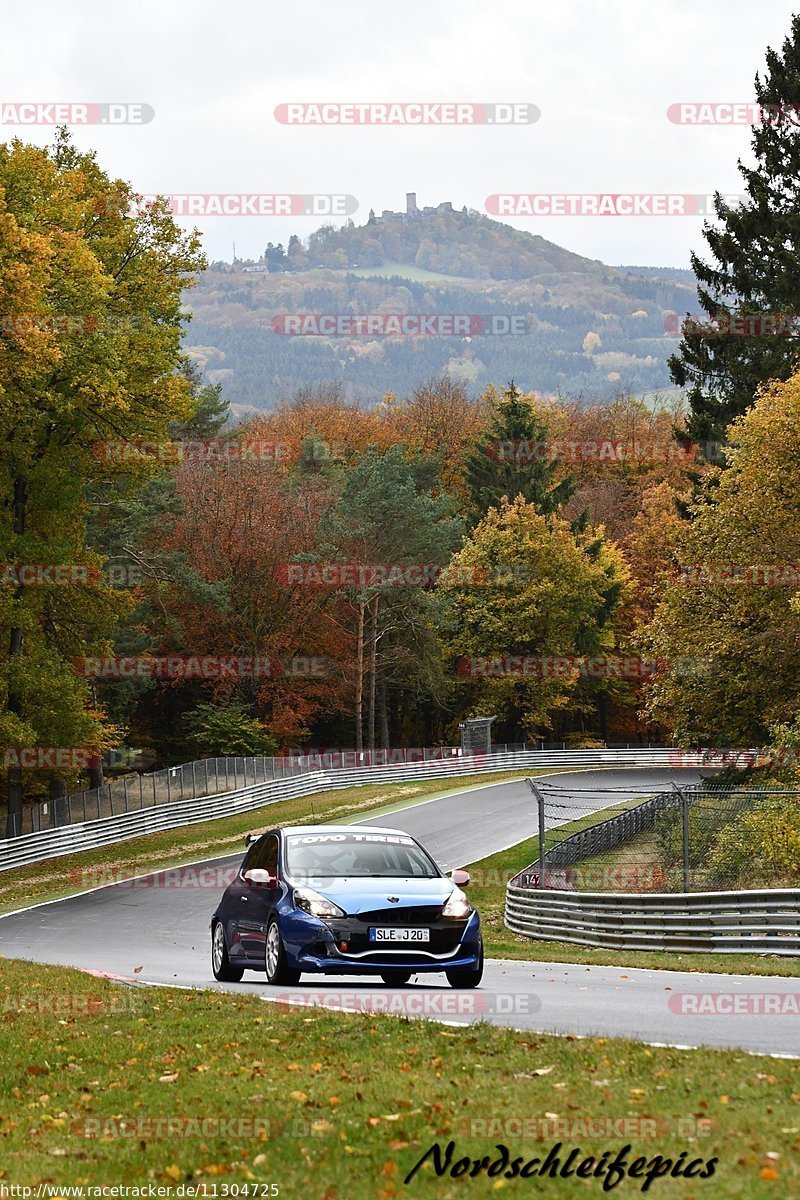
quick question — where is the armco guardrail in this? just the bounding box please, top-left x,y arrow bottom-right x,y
0,748 -> 703,872
505,886 -> 800,955
21,747 -> 508,836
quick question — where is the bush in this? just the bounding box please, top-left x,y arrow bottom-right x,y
183,701 -> 278,759
707,797 -> 800,888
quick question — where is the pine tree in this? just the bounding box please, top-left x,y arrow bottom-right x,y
463,382 -> 577,524
669,15 -> 800,451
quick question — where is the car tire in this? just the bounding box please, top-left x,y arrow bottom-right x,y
446,942 -> 484,989
265,917 -> 301,986
380,972 -> 412,986
212,921 -> 244,983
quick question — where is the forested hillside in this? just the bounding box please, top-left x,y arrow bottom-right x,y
186,205 -> 697,412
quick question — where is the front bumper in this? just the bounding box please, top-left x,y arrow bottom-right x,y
282,908 -> 482,974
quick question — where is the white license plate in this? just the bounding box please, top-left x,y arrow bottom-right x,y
369,927 -> 430,942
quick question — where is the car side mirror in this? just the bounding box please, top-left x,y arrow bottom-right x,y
244,868 -> 277,888
451,869 -> 470,888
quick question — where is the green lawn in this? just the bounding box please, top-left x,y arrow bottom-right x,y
0,956 -> 793,1197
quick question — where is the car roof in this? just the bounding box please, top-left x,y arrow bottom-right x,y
278,823 -> 413,837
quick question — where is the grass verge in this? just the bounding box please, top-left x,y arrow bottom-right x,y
0,769 -> 542,917
0,957 -> 794,1196
466,824 -> 800,978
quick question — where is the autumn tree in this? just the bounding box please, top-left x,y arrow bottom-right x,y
144,457 -> 346,752
0,132 -> 204,835
314,445 -> 463,749
378,376 -> 490,500
641,368 -> 800,743
438,496 -> 629,739
560,393 -> 697,543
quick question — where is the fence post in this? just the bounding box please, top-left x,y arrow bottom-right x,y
123,777 -> 129,813
672,782 -> 690,892
204,759 -> 209,796
527,779 -> 547,889
191,761 -> 196,798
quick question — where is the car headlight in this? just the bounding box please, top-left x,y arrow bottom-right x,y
442,888 -> 473,919
293,886 -> 345,919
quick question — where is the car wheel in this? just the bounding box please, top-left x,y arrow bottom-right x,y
211,921 -> 244,983
380,972 -> 412,986
265,917 -> 301,985
446,942 -> 484,989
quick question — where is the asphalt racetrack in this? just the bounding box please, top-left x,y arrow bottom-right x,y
2,767 -> 797,1057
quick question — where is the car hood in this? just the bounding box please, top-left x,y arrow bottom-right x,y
288,874 -> 454,915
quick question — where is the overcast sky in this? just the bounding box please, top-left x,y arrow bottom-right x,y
2,0 -> 797,268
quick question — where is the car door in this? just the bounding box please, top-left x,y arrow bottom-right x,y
224,841 -> 262,960
238,833 -> 280,960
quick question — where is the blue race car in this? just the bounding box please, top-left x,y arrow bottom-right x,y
210,824 -> 483,988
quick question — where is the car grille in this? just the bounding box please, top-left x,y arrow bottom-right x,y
327,915 -> 468,957
356,905 -> 443,925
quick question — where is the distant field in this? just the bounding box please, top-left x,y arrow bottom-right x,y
334,262 -> 482,285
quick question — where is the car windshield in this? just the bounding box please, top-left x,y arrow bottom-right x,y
284,831 -> 439,879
